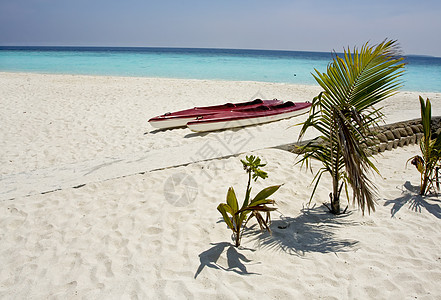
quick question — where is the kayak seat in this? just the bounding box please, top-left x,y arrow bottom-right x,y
272,101 -> 295,109
235,99 -> 263,107
251,99 -> 264,104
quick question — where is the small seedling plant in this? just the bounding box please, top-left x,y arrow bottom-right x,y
408,96 -> 441,195
217,155 -> 281,247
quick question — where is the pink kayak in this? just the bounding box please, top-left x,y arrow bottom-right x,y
148,99 -> 283,129
187,101 -> 311,132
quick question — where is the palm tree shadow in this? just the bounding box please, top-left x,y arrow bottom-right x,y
194,242 -> 259,279
383,181 -> 441,218
248,205 -> 359,256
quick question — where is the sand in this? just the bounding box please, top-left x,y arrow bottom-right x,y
1,72 -> 441,298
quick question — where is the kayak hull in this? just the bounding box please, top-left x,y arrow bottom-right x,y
187,102 -> 311,132
149,116 -> 203,130
148,99 -> 282,130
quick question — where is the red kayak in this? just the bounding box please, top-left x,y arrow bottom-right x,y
187,101 -> 311,132
148,99 -> 283,129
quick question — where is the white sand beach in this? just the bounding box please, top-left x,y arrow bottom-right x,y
1,72 -> 441,298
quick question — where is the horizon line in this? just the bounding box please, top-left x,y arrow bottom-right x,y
0,45 -> 438,58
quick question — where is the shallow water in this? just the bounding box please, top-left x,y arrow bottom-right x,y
0,46 -> 440,92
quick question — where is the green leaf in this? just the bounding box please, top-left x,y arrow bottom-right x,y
217,203 -> 234,230
433,134 -> 441,152
251,185 -> 281,204
420,96 -> 431,139
226,187 -> 238,213
252,169 -> 268,181
237,199 -> 276,215
246,198 -> 275,208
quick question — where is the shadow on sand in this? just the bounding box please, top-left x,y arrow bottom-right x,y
195,205 -> 360,279
247,205 -> 359,256
184,132 -> 210,138
194,242 -> 259,279
383,181 -> 441,219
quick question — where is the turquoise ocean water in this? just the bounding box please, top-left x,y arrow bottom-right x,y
0,46 -> 440,92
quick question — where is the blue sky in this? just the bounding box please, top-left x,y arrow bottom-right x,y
1,0 -> 440,56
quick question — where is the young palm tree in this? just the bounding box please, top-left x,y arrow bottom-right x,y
409,97 -> 441,195
298,40 -> 405,215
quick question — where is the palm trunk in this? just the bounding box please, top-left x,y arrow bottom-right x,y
420,168 -> 431,195
235,229 -> 240,247
331,152 -> 341,214
331,195 -> 340,214
436,167 -> 440,190
330,108 -> 341,214
235,227 -> 241,247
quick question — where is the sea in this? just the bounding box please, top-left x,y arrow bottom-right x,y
0,46 -> 440,92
